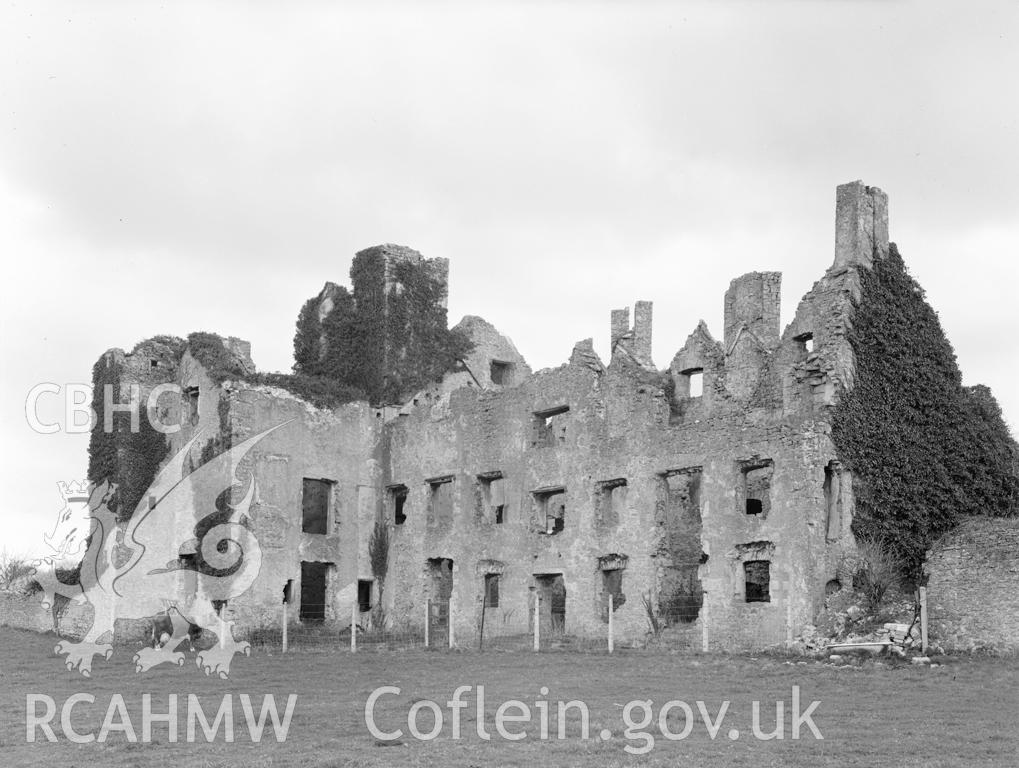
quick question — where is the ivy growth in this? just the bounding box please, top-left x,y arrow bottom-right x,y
293,249 -> 473,404
86,355 -> 169,522
187,331 -> 365,410
831,244 -> 1018,577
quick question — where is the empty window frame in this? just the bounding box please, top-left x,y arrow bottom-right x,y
357,579 -> 373,613
744,560 -> 771,603
682,368 -> 704,398
427,476 -> 455,527
601,568 -> 625,620
389,484 -> 409,526
483,573 -> 500,608
300,561 -> 333,621
740,459 -> 774,516
532,405 -> 569,448
183,386 -> 200,426
794,332 -> 814,355
533,487 -> 567,535
476,471 -> 506,524
489,360 -> 513,386
301,477 -> 333,534
427,557 -> 454,601
595,478 -> 627,527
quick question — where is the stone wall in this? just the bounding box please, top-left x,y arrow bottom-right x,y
73,181 -> 926,652
0,591 -> 93,638
925,517 -> 1019,653
374,264 -> 860,650
170,368 -> 379,633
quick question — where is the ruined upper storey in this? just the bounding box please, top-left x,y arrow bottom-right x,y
293,244 -> 463,405
834,181 -> 889,270
94,181 -> 888,429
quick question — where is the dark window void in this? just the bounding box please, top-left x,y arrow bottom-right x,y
823,460 -> 843,542
212,599 -> 227,616
150,359 -> 159,369
484,573 -> 500,608
358,579 -> 373,613
825,579 -> 842,597
741,461 -> 774,516
601,568 -> 625,622
489,360 -> 513,386
532,405 -> 569,448
534,488 -> 566,535
744,560 -> 771,603
534,574 -> 566,633
548,508 -> 565,534
389,485 -> 408,526
300,561 -> 331,621
184,386 -> 200,426
301,478 -> 332,534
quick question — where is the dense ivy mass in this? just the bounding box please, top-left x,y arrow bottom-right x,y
186,331 -> 364,410
293,250 -> 473,404
832,244 -> 1018,576
86,356 -> 169,522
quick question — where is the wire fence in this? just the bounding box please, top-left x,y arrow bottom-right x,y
239,594 -> 656,655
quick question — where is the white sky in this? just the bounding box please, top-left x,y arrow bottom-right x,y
2,1 -> 1017,556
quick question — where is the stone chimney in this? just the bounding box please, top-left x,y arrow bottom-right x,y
610,308 -> 630,349
723,272 -> 782,352
834,181 -> 889,270
632,301 -> 653,363
609,302 -> 654,367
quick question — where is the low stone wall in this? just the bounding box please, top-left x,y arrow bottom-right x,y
925,517 -> 1019,653
0,590 -> 93,639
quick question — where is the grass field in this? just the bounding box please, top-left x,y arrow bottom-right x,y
0,627 -> 1016,767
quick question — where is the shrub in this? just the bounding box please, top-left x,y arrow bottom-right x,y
0,551 -> 34,591
849,537 -> 903,615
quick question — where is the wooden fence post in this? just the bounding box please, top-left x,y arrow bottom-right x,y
479,588 -> 488,651
282,602 -> 288,654
608,594 -> 614,653
350,599 -> 357,653
448,595 -> 455,649
919,586 -> 929,654
533,591 -> 540,652
786,578 -> 794,648
701,591 -> 709,653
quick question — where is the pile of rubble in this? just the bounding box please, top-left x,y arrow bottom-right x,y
790,586 -> 938,661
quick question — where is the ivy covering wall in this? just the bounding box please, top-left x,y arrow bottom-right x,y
86,356 -> 170,522
832,244 -> 1018,576
293,249 -> 472,404
187,331 -> 364,410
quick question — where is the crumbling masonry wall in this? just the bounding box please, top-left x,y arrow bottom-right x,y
925,517 -> 1019,652
76,181 -> 915,651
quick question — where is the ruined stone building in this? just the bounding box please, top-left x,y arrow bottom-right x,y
87,180 -> 896,650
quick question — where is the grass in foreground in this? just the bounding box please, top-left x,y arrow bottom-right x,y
0,627 -> 1016,767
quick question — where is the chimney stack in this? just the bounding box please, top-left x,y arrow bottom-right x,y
834,181 -> 889,269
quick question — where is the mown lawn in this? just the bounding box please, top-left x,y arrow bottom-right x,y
0,627 -> 1015,767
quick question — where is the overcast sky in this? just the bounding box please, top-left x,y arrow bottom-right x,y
2,1 -> 1017,556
